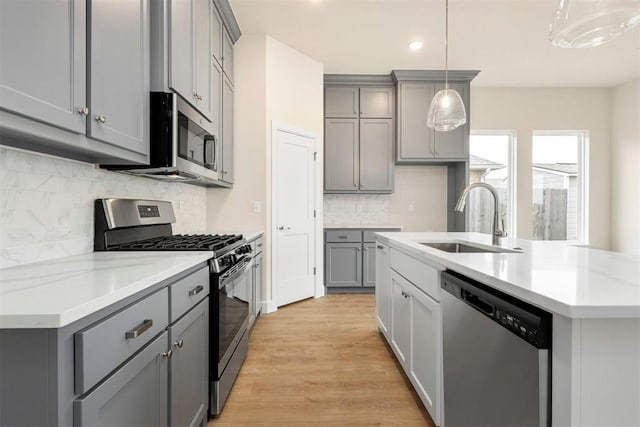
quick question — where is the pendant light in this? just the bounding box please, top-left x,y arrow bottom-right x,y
549,0 -> 640,48
427,0 -> 466,132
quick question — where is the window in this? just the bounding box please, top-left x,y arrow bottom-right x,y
532,131 -> 588,243
469,131 -> 516,237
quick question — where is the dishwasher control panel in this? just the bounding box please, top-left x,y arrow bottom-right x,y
495,308 -> 539,346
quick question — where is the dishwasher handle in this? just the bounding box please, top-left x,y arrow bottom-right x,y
461,289 -> 495,316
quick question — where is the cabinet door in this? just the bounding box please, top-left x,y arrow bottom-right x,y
324,119 -> 359,192
390,271 -> 411,368
375,243 -> 391,337
397,82 -> 435,162
359,119 -> 393,192
74,331 -> 169,427
221,75 -> 234,183
325,87 -> 359,118
169,0 -> 193,103
360,87 -> 394,118
433,82 -> 468,159
88,0 -> 149,156
193,0 -> 212,120
0,0 -> 86,134
211,4 -> 223,65
169,299 -> 208,427
325,243 -> 362,287
222,30 -> 234,81
363,243 -> 377,288
410,287 -> 442,425
254,252 -> 263,317
211,60 -> 223,172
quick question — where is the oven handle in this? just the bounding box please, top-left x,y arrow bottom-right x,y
219,257 -> 254,288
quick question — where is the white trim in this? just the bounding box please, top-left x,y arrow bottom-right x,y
532,130 -> 589,245
469,130 -> 517,238
262,300 -> 277,314
270,121 -> 323,312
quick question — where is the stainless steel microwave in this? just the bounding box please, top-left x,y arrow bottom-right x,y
105,92 -> 220,185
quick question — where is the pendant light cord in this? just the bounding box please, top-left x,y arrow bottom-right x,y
445,0 -> 449,90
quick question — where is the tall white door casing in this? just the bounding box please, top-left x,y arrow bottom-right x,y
272,125 -> 318,307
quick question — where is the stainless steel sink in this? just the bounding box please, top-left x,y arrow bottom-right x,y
420,242 -> 521,254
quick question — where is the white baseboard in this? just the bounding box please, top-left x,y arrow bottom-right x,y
263,299 -> 278,313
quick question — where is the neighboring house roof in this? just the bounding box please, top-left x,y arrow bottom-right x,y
533,163 -> 577,176
469,155 -> 504,170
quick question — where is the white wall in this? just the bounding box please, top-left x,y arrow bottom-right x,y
324,166 -> 448,232
610,78 -> 640,255
207,34 -> 324,308
471,87 -> 611,250
0,146 -> 207,268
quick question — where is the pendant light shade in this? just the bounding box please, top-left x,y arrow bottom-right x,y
427,0 -> 466,132
426,88 -> 467,131
549,0 -> 640,48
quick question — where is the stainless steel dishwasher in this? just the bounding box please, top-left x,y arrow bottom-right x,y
441,271 -> 552,427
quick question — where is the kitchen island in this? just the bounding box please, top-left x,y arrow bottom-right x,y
375,232 -> 640,427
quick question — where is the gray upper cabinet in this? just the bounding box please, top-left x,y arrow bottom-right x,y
360,87 -> 394,118
324,78 -> 395,194
212,60 -> 223,170
169,0 -> 212,120
325,119 -> 359,192
360,119 -> 393,192
211,5 -> 223,65
325,87 -> 359,118
0,0 -> 86,135
88,0 -> 149,155
392,70 -> 478,164
222,29 -> 234,81
221,74 -> 234,183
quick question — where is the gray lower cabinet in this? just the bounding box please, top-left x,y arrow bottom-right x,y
324,228 -> 400,292
325,243 -> 362,287
253,251 -> 263,319
88,0 -> 149,155
169,299 -> 209,427
74,331 -> 169,427
221,74 -> 234,184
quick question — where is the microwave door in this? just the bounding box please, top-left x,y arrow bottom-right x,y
204,135 -> 217,172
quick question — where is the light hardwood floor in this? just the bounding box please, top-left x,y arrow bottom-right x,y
209,294 -> 434,426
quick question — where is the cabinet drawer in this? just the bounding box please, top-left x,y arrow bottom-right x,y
170,266 -> 209,322
325,230 -> 362,243
250,236 -> 263,254
390,249 -> 440,300
363,228 -> 401,242
74,288 -> 169,394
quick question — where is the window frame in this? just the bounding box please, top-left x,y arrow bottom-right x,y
468,130 -> 517,238
531,130 -> 589,245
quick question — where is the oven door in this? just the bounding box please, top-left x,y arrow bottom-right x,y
217,257 -> 253,375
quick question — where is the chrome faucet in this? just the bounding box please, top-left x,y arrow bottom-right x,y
455,182 -> 508,246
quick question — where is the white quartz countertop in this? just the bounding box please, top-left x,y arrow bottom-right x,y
0,251 -> 212,329
324,225 -> 403,229
376,232 -> 640,319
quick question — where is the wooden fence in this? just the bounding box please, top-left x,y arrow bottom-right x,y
467,187 -> 509,234
533,188 -> 568,240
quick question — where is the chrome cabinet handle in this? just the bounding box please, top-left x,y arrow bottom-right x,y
278,226 -> 284,230
77,107 -> 89,116
338,235 -> 348,239
356,247 -> 361,252
173,340 -> 184,349
377,245 -> 384,250
162,349 -> 173,359
188,285 -> 204,296
125,319 -> 153,339
95,115 -> 106,123
223,171 -> 228,175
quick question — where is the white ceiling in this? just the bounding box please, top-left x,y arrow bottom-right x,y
229,0 -> 640,87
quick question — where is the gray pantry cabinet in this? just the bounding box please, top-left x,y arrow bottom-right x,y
221,74 -> 234,184
324,76 -> 395,194
0,263 -> 210,427
0,0 -> 150,164
324,228 -> 400,293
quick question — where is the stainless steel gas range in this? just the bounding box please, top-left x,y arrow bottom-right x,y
94,198 -> 252,416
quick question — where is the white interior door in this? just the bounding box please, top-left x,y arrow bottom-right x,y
273,126 -> 316,307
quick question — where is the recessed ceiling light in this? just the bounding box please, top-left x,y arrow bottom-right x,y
409,41 -> 424,51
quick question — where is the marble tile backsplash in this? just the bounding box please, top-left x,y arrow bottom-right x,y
324,194 -> 391,225
0,147 -> 207,268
